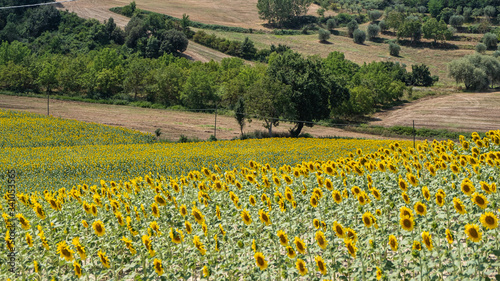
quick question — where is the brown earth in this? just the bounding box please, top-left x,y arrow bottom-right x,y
0,95 -> 391,141
370,92 -> 500,132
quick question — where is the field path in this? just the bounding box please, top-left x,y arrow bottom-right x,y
0,95 -> 390,141
370,92 -> 500,132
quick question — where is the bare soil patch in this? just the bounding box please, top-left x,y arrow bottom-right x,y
370,92 -> 500,132
0,95 -> 389,141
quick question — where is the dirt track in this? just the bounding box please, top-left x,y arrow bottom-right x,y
370,92 -> 500,132
0,95 -> 390,141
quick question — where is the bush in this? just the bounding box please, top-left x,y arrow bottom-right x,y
318,28 -> 330,42
353,29 -> 366,44
347,19 -> 358,37
482,33 -> 497,50
389,42 -> 400,56
367,24 -> 380,40
493,50 -> 500,58
379,20 -> 388,33
449,15 -> 464,28
326,18 -> 337,30
476,43 -> 487,54
368,10 -> 382,22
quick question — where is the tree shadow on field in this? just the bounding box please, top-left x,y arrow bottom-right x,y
397,39 -> 459,50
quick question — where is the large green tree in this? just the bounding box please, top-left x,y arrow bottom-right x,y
257,0 -> 312,26
267,51 -> 347,136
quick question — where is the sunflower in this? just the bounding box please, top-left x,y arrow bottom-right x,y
92,220 -> 105,237
422,186 -> 431,201
399,206 -> 413,219
312,218 -> 320,229
277,230 -> 289,247
90,204 -> 97,216
315,255 -> 327,275
296,259 -> 308,276
345,239 -> 357,258
241,209 -> 252,225
203,265 -> 210,277
34,261 -> 39,273
445,229 -> 453,244
376,209 -> 382,216
362,212 -> 374,228
310,195 -> 319,208
480,212 -> 498,230
376,267 -> 382,280
371,188 -> 381,200
453,197 -> 467,215
351,186 -> 361,196
398,177 -> 408,192
407,173 -> 418,186
286,246 -> 296,259
179,204 -> 188,217
219,224 -> 226,236
56,241 -> 74,262
97,249 -> 111,268
315,230 -> 328,250
461,178 -> 475,196
464,224 -> 482,243
153,259 -> 164,276
294,236 -> 307,254
142,235 -> 155,256
357,192 -> 369,206
254,252 -> 268,270
421,231 -> 433,250
332,190 -> 342,204
345,228 -> 358,244
401,192 -> 410,204
388,235 -> 398,251
169,228 -> 184,244
414,201 -> 427,216
412,241 -> 422,251
251,239 -> 257,252
26,233 -> 33,247
34,203 -> 46,220
193,235 -> 206,255
121,236 -> 136,255
259,209 -> 271,226
435,192 -> 445,207
72,237 -> 86,260
150,202 -> 160,218
471,192 -> 488,209
182,221 -> 192,234
115,212 -> 125,226
192,206 -> 205,224
332,221 -> 345,238
73,261 -> 82,278
15,214 -> 30,230
400,216 -> 415,232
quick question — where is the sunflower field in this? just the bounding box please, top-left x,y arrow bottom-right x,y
1,109 -> 499,280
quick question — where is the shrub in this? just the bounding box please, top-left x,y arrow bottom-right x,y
482,33 -> 497,50
493,50 -> 500,58
347,19 -> 358,37
353,29 -> 366,44
326,18 -> 337,30
389,42 -> 400,56
476,43 -> 487,54
318,28 -> 330,42
368,10 -> 382,22
379,20 -> 388,33
449,15 -> 464,28
367,24 -> 380,40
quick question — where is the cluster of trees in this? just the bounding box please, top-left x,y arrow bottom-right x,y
449,53 -> 500,91
0,1 -> 189,59
257,0 -> 313,27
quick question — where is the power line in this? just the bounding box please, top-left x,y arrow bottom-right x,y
0,0 -> 77,10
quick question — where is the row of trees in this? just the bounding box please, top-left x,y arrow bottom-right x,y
0,39 -> 437,134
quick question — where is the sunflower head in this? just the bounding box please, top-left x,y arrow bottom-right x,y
345,239 -> 357,258
471,192 -> 488,209
277,230 -> 289,247
315,230 -> 328,250
421,231 -> 433,250
400,216 -> 415,232
445,229 -> 454,244
241,209 -> 252,225
92,220 -> 105,237
453,197 -> 467,215
296,259 -> 308,276
153,259 -> 164,276
315,255 -> 327,275
294,236 -> 307,254
464,224 -> 482,243
414,201 -> 427,216
388,235 -> 398,251
254,252 -> 268,271
480,212 -> 498,230
286,246 -> 296,258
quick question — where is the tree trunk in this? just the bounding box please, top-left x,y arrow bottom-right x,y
289,122 -> 304,137
268,121 -> 273,138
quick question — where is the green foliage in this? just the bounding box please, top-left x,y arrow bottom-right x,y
326,18 -> 337,30
347,19 -> 358,37
385,11 -> 405,32
318,28 -> 330,42
234,97 -> 246,135
438,7 -> 455,24
475,42 -> 487,54
389,42 -> 400,56
120,1 -> 137,17
408,64 -> 436,87
368,10 -> 382,22
367,24 -> 380,40
422,18 -> 452,43
353,29 -> 366,44
427,0 -> 443,18
257,0 -> 312,26
397,18 -> 422,43
378,20 -> 388,33
448,54 -> 500,90
482,32 -> 497,50
449,15 -> 464,28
